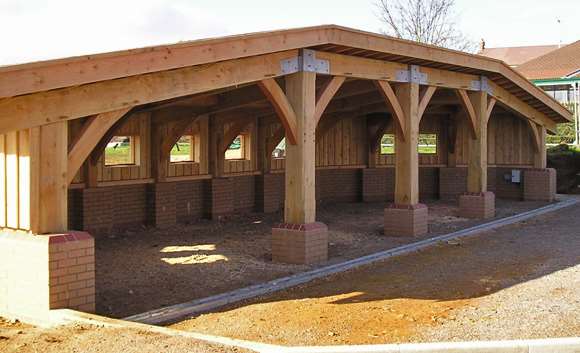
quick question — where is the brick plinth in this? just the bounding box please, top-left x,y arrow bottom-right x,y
384,204 -> 428,237
459,192 -> 495,219
272,222 -> 328,264
0,231 -> 95,324
147,182 -> 177,228
524,168 -> 557,202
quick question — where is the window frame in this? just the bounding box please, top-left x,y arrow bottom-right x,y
170,135 -> 196,164
104,135 -> 139,167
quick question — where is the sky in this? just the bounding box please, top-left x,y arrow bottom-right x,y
1,0 -> 579,66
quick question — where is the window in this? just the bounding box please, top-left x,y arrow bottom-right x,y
418,134 -> 437,154
380,134 -> 395,154
272,138 -> 286,159
170,135 -> 195,163
379,133 -> 437,154
225,135 -> 246,160
104,136 -> 137,166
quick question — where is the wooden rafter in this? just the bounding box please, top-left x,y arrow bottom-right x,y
257,78 -> 298,145
418,86 -> 437,121
314,76 -> 346,126
67,107 -> 132,184
374,80 -> 406,141
455,89 -> 478,138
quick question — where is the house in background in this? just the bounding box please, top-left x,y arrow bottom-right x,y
478,40 -> 560,68
481,40 -> 580,143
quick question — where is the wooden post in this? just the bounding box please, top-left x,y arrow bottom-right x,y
30,121 -> 68,234
394,82 -> 420,205
534,125 -> 547,168
283,71 -> 317,224
467,91 -> 488,193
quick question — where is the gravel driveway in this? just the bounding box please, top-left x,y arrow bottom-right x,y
173,197 -> 580,345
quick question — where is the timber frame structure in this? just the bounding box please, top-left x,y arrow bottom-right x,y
0,25 -> 571,322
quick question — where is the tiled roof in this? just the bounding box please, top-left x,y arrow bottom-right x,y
479,45 -> 559,67
517,41 -> 580,80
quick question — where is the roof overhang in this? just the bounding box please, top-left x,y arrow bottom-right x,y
0,25 -> 572,128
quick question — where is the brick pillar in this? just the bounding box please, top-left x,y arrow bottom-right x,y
256,173 -> 283,213
0,231 -> 95,324
209,178 -> 234,219
439,167 -> 467,201
384,204 -> 428,236
524,168 -> 557,201
147,182 -> 177,228
272,223 -> 328,264
459,192 -> 495,219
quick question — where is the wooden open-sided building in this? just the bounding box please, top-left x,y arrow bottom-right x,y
0,25 -> 571,323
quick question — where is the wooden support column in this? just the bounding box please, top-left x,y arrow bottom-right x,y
394,82 -> 420,205
466,91 -> 488,193
383,81 -> 428,236
458,90 -> 495,219
33,122 -> 69,234
271,70 -> 328,265
284,71 -> 317,224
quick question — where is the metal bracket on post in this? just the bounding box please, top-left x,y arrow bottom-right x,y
394,65 -> 428,84
471,76 -> 493,94
280,49 -> 330,75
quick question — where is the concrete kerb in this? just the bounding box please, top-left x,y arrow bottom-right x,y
125,196 -> 578,326
51,309 -> 580,353
273,338 -> 580,353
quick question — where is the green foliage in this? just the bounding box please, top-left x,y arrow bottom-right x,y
104,141 -> 133,165
547,122 -> 575,145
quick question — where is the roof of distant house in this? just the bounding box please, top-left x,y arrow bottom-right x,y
517,40 -> 580,80
478,44 -> 560,67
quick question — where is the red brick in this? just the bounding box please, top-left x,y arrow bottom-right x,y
459,192 -> 495,219
384,204 -> 428,236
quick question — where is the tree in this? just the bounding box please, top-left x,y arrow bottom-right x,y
376,0 -> 476,52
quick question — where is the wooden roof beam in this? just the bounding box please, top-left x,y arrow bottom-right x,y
0,49 -> 299,134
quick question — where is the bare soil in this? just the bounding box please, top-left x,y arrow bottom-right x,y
96,199 -> 550,318
171,199 -> 580,346
0,318 -> 249,353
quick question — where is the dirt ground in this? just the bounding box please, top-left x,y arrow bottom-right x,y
97,199 -> 550,318
172,199 -> 580,346
0,318 -> 250,353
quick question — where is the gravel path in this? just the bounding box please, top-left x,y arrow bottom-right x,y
173,198 -> 580,346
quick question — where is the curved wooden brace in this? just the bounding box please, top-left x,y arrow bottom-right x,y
374,80 -> 406,141
257,79 -> 298,145
527,120 -> 542,153
221,117 -> 254,154
418,86 -> 437,122
267,126 -> 286,158
455,89 -> 478,139
367,113 -> 392,152
314,76 -> 346,126
486,97 -> 497,124
67,107 -> 132,184
159,116 -> 200,158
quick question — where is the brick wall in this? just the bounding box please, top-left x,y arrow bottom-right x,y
255,173 -> 284,213
208,178 -> 234,219
491,167 -> 524,200
523,168 -> 556,201
82,184 -> 148,236
233,176 -> 256,213
0,231 -> 95,324
362,168 -> 395,202
316,169 -> 362,203
68,189 -> 83,230
362,167 -> 438,203
147,183 -> 177,228
439,168 -> 468,201
175,180 -> 207,223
